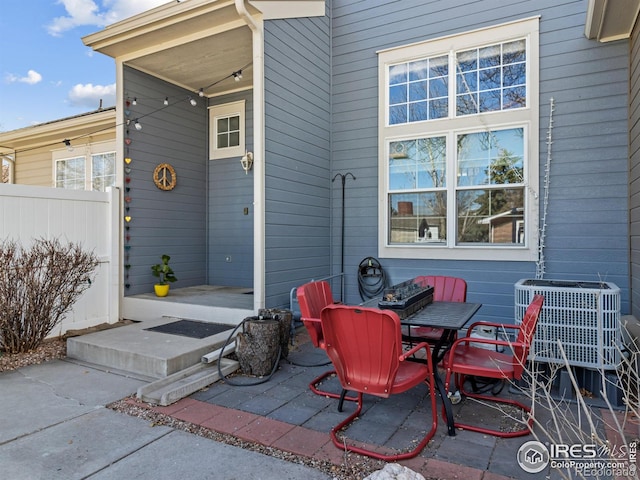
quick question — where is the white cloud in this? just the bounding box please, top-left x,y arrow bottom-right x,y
5,70 -> 43,85
68,83 -> 116,109
47,0 -> 169,36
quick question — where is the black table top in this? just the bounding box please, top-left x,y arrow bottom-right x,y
361,298 -> 482,330
400,301 -> 481,329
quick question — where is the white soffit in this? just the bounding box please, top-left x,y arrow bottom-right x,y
585,0 -> 640,42
248,0 -> 325,19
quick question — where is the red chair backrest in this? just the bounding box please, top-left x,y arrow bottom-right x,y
512,294 -> 545,378
414,275 -> 467,302
296,280 -> 335,348
321,305 -> 404,398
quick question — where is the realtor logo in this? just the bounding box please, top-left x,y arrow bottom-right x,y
518,440 -> 550,473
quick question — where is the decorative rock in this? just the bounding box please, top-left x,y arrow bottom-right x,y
363,463 -> 425,480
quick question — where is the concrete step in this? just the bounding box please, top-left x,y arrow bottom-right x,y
137,358 -> 239,406
67,317 -> 237,379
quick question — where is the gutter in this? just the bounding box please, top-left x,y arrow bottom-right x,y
235,0 -> 266,311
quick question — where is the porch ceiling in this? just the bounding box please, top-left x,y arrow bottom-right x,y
82,0 -> 255,97
585,0 -> 640,42
126,27 -> 253,96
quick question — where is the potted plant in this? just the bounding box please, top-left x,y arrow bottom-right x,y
151,254 -> 177,297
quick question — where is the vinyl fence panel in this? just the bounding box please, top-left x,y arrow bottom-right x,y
0,184 -> 119,336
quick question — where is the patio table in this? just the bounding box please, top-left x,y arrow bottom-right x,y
362,299 -> 482,436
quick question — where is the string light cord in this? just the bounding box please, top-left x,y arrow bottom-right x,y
535,97 -> 554,280
0,62 -> 253,157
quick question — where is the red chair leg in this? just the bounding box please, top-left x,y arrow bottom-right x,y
309,369 -> 358,411
443,373 -> 533,438
330,384 -> 438,461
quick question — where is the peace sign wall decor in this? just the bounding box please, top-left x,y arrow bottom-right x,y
153,163 -> 177,191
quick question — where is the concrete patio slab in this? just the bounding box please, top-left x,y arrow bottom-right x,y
0,359 -> 331,480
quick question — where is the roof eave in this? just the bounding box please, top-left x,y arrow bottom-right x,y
585,0 -> 640,42
82,0 -> 238,58
0,109 -> 116,152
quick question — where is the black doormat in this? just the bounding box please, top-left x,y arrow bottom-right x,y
145,320 -> 233,339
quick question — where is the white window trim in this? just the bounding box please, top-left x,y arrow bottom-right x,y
1,155 -> 14,183
209,100 -> 246,160
53,140 -> 116,191
377,16 -> 540,262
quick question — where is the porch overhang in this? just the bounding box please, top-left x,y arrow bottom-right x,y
82,0 -> 255,97
585,0 -> 640,42
82,0 -> 324,98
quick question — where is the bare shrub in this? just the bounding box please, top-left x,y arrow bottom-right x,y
0,238 -> 99,354
502,329 -> 639,480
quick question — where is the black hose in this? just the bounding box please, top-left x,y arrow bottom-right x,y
284,350 -> 331,368
357,256 -> 387,300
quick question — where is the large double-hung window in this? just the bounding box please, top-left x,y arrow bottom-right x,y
378,17 -> 539,261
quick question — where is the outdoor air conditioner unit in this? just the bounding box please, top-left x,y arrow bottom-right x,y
514,279 -> 621,370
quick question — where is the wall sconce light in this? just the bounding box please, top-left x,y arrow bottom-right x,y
241,151 -> 253,174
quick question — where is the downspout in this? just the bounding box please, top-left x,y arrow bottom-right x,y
235,0 -> 265,310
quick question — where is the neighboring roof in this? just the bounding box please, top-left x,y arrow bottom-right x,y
478,208 -> 524,225
0,107 -> 116,154
585,0 -> 640,42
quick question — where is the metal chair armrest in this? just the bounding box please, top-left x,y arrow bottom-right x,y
465,320 -> 521,337
400,341 -> 432,364
451,336 -> 525,351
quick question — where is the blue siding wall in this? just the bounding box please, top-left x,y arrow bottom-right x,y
330,0 -> 630,322
631,20 -> 640,318
208,91 -> 254,288
263,7 -> 332,308
123,66 -> 207,295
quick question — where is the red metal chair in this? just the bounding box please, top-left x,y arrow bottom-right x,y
296,281 -> 356,408
321,304 -> 438,461
442,294 -> 544,438
405,275 -> 467,343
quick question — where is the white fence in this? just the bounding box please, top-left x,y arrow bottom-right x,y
0,184 -> 120,337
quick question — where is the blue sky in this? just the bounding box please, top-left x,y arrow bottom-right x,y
0,0 -> 168,133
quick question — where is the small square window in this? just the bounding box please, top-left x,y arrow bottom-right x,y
209,100 -> 245,160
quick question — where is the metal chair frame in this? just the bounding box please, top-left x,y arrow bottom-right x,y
296,281 -> 356,409
321,304 -> 438,461
443,294 -> 545,438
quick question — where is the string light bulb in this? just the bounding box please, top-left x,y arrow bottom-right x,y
233,70 -> 243,82
63,139 -> 73,152
132,97 -> 137,105
198,88 -> 204,97
134,119 -> 142,131
164,97 -> 169,106
189,97 -> 197,107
